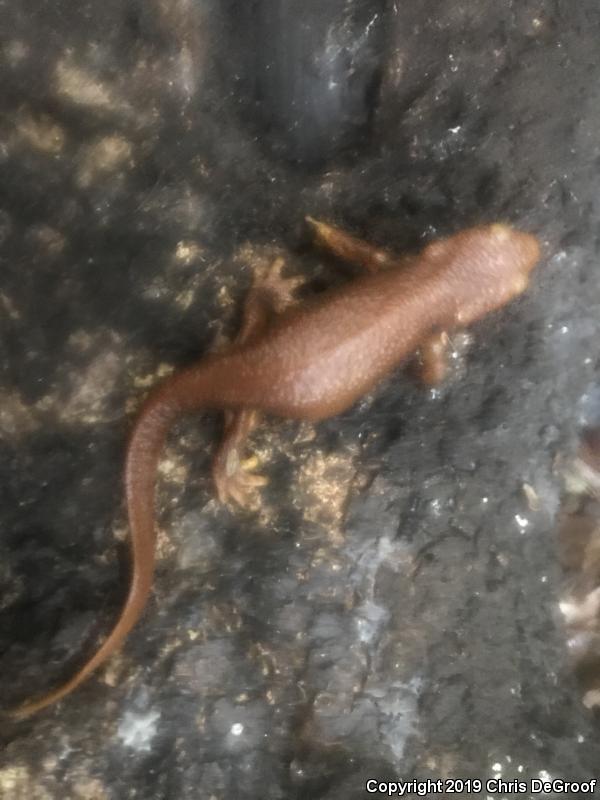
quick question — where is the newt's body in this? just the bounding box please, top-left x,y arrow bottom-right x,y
11,219 -> 541,718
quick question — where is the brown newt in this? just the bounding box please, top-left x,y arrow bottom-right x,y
10,218 -> 541,718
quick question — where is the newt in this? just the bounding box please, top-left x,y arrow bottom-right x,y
10,218 -> 541,718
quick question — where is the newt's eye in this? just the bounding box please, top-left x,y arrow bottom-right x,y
424,241 -> 447,260
489,223 -> 512,242
512,274 -> 529,294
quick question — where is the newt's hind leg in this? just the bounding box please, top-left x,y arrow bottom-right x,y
306,216 -> 394,272
213,409 -> 266,506
212,257 -> 303,507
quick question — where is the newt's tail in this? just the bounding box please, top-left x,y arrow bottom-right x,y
8,384 -> 183,719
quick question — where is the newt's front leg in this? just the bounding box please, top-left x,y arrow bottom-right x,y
212,257 -> 303,506
306,216 -> 394,272
414,330 -> 452,386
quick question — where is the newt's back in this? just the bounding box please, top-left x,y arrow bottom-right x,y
217,224 -> 540,421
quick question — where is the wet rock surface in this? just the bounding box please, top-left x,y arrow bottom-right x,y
1,1 -> 600,797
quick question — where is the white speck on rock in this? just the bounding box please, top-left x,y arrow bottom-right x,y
515,514 -> 529,531
117,709 -> 161,752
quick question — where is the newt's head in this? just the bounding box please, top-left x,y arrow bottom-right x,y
425,223 -> 541,328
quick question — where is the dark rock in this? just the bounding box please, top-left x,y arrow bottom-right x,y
1,0 -> 600,797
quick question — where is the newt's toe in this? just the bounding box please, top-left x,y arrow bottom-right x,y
214,450 -> 268,508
